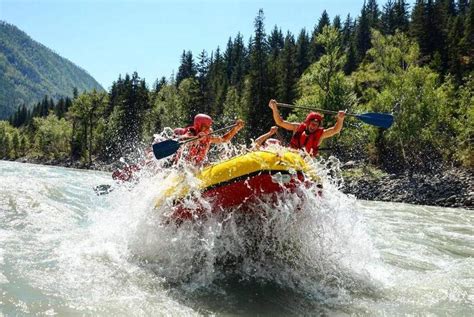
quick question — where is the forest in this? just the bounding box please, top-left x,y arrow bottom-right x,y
0,0 -> 472,172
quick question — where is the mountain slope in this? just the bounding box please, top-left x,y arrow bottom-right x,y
0,21 -> 104,119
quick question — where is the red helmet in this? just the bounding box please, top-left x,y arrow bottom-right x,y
194,114 -> 213,131
305,112 -> 323,124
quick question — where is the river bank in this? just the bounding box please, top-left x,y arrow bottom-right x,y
341,162 -> 473,209
8,156 -> 473,209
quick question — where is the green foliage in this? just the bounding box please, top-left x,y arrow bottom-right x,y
351,30 -> 470,170
1,5 -> 472,173
69,90 -> 108,163
297,26 -> 357,117
451,76 -> 474,167
32,113 -> 72,159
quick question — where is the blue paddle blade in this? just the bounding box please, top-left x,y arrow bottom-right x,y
356,112 -> 394,129
152,139 -> 181,159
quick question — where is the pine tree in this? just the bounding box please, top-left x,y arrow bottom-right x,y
342,14 -> 354,47
366,0 -> 381,28
460,0 -> 474,73
153,76 -> 167,93
196,49 -> 210,112
230,33 -> 248,92
208,47 -> 228,117
381,0 -> 397,34
410,0 -> 433,62
176,50 -> 197,86
447,15 -> 465,81
355,2 -> 372,63
277,32 -> 298,110
103,73 -> 150,160
224,37 -> 234,81
267,26 -> 285,100
394,0 -> 410,33
295,29 -> 310,77
344,42 -> 358,74
333,15 -> 342,30
309,10 -> 331,62
246,9 -> 271,138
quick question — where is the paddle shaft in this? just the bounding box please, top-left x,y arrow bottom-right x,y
277,103 -> 352,117
179,123 -> 238,145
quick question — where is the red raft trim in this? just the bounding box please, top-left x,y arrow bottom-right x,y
169,169 -> 309,221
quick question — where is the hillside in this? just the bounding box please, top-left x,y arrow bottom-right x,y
0,21 -> 104,119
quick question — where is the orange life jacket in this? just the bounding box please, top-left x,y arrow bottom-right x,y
289,123 -> 324,156
181,126 -> 211,165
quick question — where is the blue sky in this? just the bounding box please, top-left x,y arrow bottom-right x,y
1,0 -> 414,90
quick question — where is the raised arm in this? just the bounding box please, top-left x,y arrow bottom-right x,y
320,111 -> 346,141
254,126 -> 278,148
210,119 -> 245,144
268,99 -> 299,132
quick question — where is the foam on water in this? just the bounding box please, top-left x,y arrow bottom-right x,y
82,146 -> 385,310
3,144 -> 472,315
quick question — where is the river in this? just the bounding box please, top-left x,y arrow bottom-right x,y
1,160 -> 473,316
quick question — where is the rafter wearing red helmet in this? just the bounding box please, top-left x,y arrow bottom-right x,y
177,114 -> 244,165
268,99 -> 345,157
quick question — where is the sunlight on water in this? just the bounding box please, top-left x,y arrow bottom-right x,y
1,145 -> 473,315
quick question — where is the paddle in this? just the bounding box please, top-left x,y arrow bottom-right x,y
276,103 -> 394,129
152,123 -> 238,160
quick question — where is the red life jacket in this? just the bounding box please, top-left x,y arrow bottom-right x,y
289,123 -> 324,156
181,126 -> 211,164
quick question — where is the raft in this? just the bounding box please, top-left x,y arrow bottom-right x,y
157,150 -> 320,222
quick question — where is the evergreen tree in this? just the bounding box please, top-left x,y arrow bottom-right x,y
230,33 -> 248,92
246,9 -> 271,138
153,76 -> 167,93
309,10 -> 331,62
103,73 -> 150,160
267,26 -> 285,100
208,47 -> 228,116
355,2 -> 372,63
367,0 -> 381,28
224,37 -> 234,81
333,15 -> 342,30
410,0 -> 427,50
460,0 -> 474,74
295,28 -> 310,77
268,26 -> 284,57
196,49 -> 210,112
55,98 -> 66,118
394,0 -> 410,33
381,0 -> 397,34
447,16 -> 465,81
177,78 -> 203,121
317,10 -> 331,34
342,14 -> 354,47
277,32 -> 298,109
344,42 -> 358,74
176,50 -> 197,86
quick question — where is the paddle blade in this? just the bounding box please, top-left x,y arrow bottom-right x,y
152,139 -> 181,159
356,112 -> 394,129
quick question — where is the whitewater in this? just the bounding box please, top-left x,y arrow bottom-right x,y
1,157 -> 473,316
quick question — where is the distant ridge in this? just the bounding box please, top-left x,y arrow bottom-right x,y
0,21 -> 104,119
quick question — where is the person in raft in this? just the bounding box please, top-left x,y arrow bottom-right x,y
177,114 -> 245,165
254,126 -> 281,149
268,99 -> 345,157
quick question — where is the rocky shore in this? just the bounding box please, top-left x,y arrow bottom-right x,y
341,163 -> 473,209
